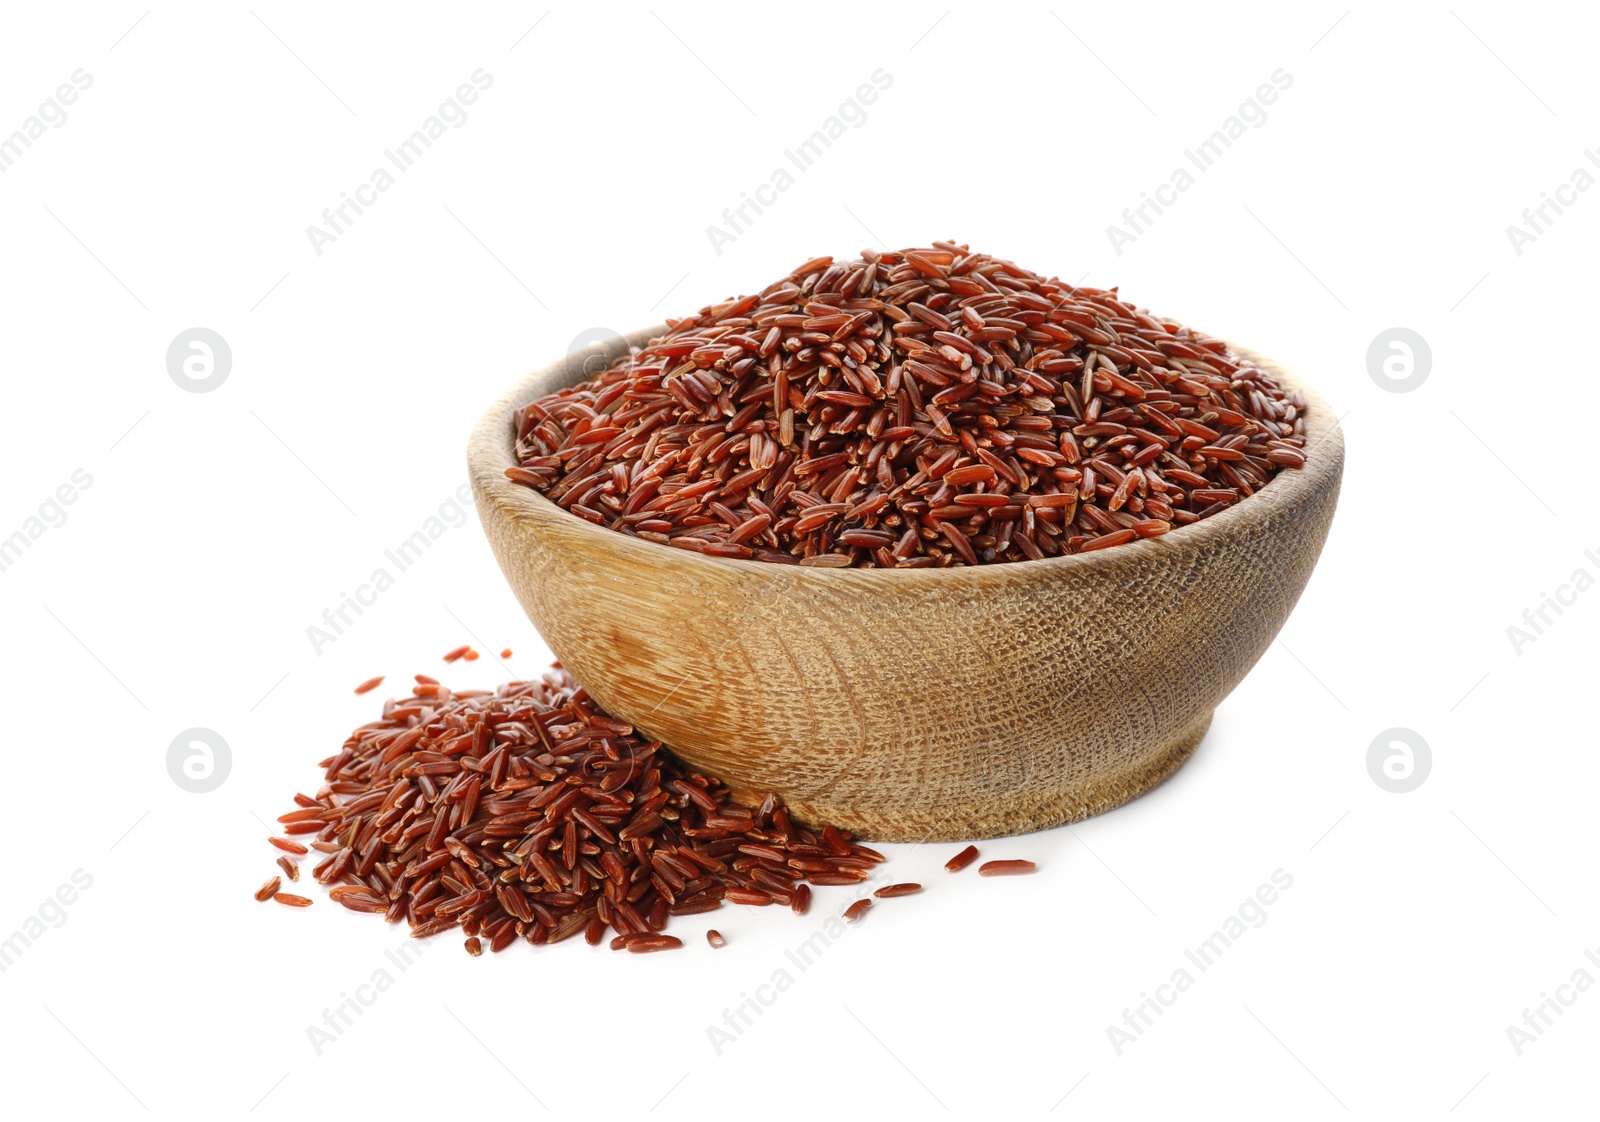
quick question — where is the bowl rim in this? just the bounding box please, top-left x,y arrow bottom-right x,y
469,323 -> 1344,587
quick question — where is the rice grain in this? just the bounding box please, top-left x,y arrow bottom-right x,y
507,244 -> 1306,567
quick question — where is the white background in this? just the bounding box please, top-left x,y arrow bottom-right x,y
1,2 -> 1594,1118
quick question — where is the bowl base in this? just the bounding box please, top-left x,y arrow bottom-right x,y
774,710 -> 1214,843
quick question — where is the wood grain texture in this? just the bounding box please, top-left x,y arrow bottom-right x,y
468,326 -> 1344,841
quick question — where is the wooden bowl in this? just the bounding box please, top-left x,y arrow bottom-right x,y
468,326 -> 1344,841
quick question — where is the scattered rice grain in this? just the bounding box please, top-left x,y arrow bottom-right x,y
945,844 -> 979,872
874,882 -> 922,898
978,859 -> 1037,876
